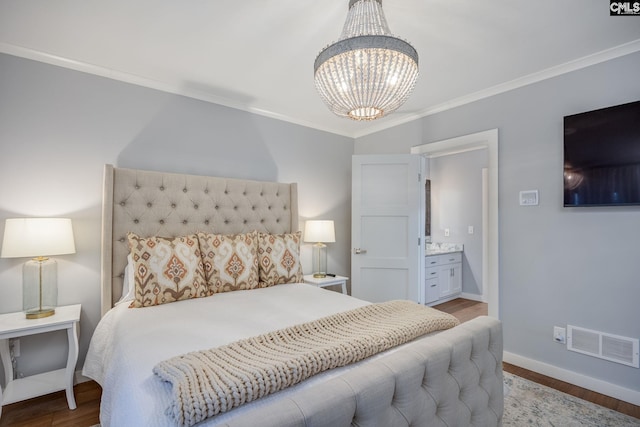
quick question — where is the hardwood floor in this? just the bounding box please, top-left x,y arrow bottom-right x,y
1,298 -> 637,425
433,297 -> 488,323
0,380 -> 100,427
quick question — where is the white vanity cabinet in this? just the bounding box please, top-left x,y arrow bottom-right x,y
424,252 -> 462,304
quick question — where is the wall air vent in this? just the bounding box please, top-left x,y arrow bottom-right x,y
567,325 -> 639,368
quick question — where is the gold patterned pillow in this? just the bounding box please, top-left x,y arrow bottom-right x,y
197,231 -> 260,293
127,233 -> 209,308
258,232 -> 304,287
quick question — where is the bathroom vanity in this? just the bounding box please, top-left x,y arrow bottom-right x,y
424,243 -> 463,305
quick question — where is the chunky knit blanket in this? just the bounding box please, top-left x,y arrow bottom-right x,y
153,300 -> 460,427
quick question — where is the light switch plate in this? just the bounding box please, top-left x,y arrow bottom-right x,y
519,190 -> 539,206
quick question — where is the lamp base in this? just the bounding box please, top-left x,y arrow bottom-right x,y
312,243 -> 328,279
23,257 -> 58,320
25,308 -> 55,319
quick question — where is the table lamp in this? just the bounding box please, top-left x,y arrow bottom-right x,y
304,220 -> 335,278
1,218 -> 76,319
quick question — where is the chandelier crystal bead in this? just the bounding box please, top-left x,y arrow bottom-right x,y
314,0 -> 419,121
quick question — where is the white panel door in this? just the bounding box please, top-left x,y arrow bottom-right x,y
351,154 -> 424,303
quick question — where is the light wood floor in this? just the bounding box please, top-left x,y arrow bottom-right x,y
1,298 -> 638,426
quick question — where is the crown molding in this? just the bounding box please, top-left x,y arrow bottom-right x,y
352,39 -> 640,138
2,39 -> 639,140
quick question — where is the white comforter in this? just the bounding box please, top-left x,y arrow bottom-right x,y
83,284 -> 371,427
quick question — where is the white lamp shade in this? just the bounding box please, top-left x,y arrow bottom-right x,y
304,220 -> 336,243
1,218 -> 76,258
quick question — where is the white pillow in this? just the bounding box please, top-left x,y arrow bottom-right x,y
115,254 -> 135,306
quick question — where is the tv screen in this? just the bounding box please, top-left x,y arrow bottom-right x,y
563,100 -> 640,207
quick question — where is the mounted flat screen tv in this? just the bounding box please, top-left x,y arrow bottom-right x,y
563,100 -> 640,207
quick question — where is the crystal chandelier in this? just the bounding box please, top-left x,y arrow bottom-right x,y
314,0 -> 419,121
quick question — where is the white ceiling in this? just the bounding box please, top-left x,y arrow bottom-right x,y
1,1 -> 639,138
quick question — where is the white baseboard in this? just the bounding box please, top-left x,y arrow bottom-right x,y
460,292 -> 485,302
504,351 -> 640,406
428,292 -> 484,307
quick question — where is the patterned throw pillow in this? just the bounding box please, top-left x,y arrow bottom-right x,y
127,233 -> 209,308
257,232 -> 304,287
197,231 -> 260,294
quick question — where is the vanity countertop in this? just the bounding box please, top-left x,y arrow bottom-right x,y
426,242 -> 464,256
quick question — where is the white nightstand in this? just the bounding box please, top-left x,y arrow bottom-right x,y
303,275 -> 349,294
0,304 -> 81,418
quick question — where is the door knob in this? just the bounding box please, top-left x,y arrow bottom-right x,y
353,248 -> 367,254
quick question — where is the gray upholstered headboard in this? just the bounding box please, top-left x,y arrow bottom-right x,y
100,164 -> 299,316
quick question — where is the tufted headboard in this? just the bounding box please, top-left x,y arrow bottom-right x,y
100,164 -> 299,316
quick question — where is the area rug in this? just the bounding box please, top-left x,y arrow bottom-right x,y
503,372 -> 640,426
90,372 -> 639,427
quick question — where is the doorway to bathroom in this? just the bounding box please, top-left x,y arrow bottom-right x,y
411,129 -> 499,318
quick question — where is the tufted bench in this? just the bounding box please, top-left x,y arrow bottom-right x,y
219,316 -> 503,427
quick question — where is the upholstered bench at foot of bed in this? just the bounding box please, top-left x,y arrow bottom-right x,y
218,315 -> 503,427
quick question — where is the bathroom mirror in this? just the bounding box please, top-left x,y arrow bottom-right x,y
425,179 -> 431,238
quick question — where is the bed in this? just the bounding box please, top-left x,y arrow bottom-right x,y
83,164 -> 503,427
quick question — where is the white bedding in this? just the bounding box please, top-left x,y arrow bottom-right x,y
83,284 -> 374,427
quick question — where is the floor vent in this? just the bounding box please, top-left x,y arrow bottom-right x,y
567,325 -> 639,368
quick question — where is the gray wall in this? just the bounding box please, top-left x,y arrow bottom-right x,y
2,46 -> 639,399
429,149 -> 488,296
356,51 -> 640,393
0,53 -> 353,381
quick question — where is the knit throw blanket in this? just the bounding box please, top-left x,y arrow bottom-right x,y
153,300 -> 460,427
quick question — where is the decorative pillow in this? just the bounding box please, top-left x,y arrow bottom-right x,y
127,233 -> 209,308
257,231 -> 304,287
197,231 -> 260,294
